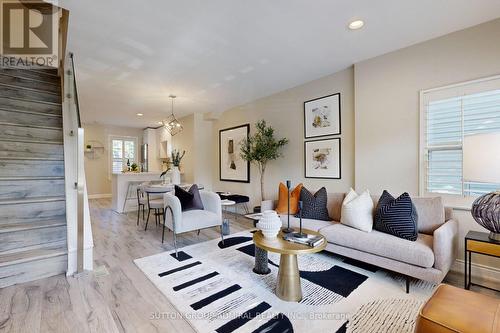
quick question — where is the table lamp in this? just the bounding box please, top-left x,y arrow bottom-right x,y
463,133 -> 500,241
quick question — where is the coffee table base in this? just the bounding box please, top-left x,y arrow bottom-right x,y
276,254 -> 302,302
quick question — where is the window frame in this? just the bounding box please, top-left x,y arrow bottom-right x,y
108,135 -> 138,178
419,74 -> 500,200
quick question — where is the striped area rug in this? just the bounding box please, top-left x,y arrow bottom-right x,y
134,231 -> 435,333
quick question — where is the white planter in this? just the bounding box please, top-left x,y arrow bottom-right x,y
171,166 -> 181,184
257,210 -> 281,239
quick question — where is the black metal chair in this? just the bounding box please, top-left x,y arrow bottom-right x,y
136,185 -> 146,226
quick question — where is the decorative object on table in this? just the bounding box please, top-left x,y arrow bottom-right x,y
283,232 -> 324,247
304,138 -> 341,179
304,93 -> 341,138
130,163 -> 138,172
463,133 -> 500,240
296,187 -> 331,221
159,166 -> 171,184
276,182 -> 303,215
170,149 -> 185,185
219,124 -> 250,183
373,190 -> 418,241
174,184 -> 204,211
256,210 -> 282,239
340,188 -> 374,232
162,95 -> 183,136
282,180 -> 294,233
126,158 -> 131,171
464,231 -> 500,291
85,144 -> 92,151
253,246 -> 271,275
292,201 -> 307,239
240,119 -> 289,202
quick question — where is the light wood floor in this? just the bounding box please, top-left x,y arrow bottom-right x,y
0,198 -> 498,332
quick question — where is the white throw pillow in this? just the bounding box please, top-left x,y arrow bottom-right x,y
340,188 -> 374,232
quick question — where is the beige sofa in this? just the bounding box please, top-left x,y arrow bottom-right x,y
278,192 -> 458,292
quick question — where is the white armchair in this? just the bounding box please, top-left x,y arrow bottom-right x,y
163,190 -> 223,257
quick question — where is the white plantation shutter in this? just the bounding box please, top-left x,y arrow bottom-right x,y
423,77 -> 500,196
109,136 -> 137,176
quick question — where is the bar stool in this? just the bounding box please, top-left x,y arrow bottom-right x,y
136,185 -> 147,226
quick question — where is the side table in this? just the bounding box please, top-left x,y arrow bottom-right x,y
465,230 -> 500,291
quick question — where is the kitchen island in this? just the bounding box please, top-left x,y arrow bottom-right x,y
111,172 -> 163,213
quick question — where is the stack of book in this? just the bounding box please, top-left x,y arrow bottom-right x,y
283,233 -> 324,247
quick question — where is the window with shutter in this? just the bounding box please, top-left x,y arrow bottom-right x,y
109,136 -> 138,176
421,76 -> 500,197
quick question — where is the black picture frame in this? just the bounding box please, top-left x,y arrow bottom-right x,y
304,137 -> 341,179
219,124 -> 250,183
304,93 -> 341,139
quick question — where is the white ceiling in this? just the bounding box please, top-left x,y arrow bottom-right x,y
59,0 -> 500,128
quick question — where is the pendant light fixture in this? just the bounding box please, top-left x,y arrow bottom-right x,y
162,95 -> 183,136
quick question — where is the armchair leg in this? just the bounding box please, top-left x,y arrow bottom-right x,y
197,229 -> 200,236
405,276 -> 410,294
220,225 -> 224,245
162,213 -> 166,243
173,232 -> 178,258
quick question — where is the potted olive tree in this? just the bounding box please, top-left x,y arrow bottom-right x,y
240,120 -> 288,211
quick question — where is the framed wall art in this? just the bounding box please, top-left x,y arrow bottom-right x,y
304,93 -> 341,138
304,138 -> 341,179
219,124 -> 250,183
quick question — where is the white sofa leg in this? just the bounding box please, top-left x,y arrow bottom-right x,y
173,232 -> 178,258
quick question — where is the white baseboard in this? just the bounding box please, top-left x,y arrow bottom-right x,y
88,193 -> 112,199
450,259 -> 500,284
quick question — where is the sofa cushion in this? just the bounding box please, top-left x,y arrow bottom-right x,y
374,191 -> 418,241
413,197 -> 445,234
276,182 -> 303,215
175,184 -> 204,211
327,192 -> 345,222
279,215 -> 333,232
321,222 -> 435,268
340,188 -> 374,232
297,187 -> 330,221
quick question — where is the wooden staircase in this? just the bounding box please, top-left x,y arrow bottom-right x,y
0,67 -> 68,288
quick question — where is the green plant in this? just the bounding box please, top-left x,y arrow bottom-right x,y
160,165 -> 171,179
171,149 -> 186,167
130,163 -> 138,171
86,144 -> 92,149
240,120 -> 288,202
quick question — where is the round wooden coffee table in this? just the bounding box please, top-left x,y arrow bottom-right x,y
253,228 -> 326,302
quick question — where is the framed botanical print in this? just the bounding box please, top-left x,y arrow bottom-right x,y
219,124 -> 250,183
304,138 -> 341,179
304,93 -> 341,138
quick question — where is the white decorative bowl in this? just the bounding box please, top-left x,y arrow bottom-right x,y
257,210 -> 281,239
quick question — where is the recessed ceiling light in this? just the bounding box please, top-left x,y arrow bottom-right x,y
136,113 -> 144,116
348,19 -> 364,30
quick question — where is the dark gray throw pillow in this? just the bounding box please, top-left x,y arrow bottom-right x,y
174,184 -> 204,211
295,187 -> 331,221
374,190 -> 418,241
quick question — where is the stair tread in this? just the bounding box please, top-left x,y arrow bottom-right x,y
0,108 -> 62,118
0,96 -> 62,106
0,196 -> 66,205
0,218 -> 66,234
0,72 -> 60,88
0,82 -> 60,97
0,156 -> 64,161
0,138 -> 63,145
0,176 -> 65,181
0,241 -> 67,267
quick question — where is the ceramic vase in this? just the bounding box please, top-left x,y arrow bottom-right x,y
171,166 -> 181,185
257,210 -> 281,239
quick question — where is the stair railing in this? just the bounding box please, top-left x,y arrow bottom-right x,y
62,52 -> 93,274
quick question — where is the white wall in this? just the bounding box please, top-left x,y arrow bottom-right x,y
211,67 -> 354,207
82,123 -> 143,197
354,19 -> 500,275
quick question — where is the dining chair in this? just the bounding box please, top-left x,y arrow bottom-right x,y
136,185 -> 147,225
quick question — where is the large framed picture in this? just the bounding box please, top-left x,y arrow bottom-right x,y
304,138 -> 341,179
219,124 -> 250,183
304,93 -> 341,138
